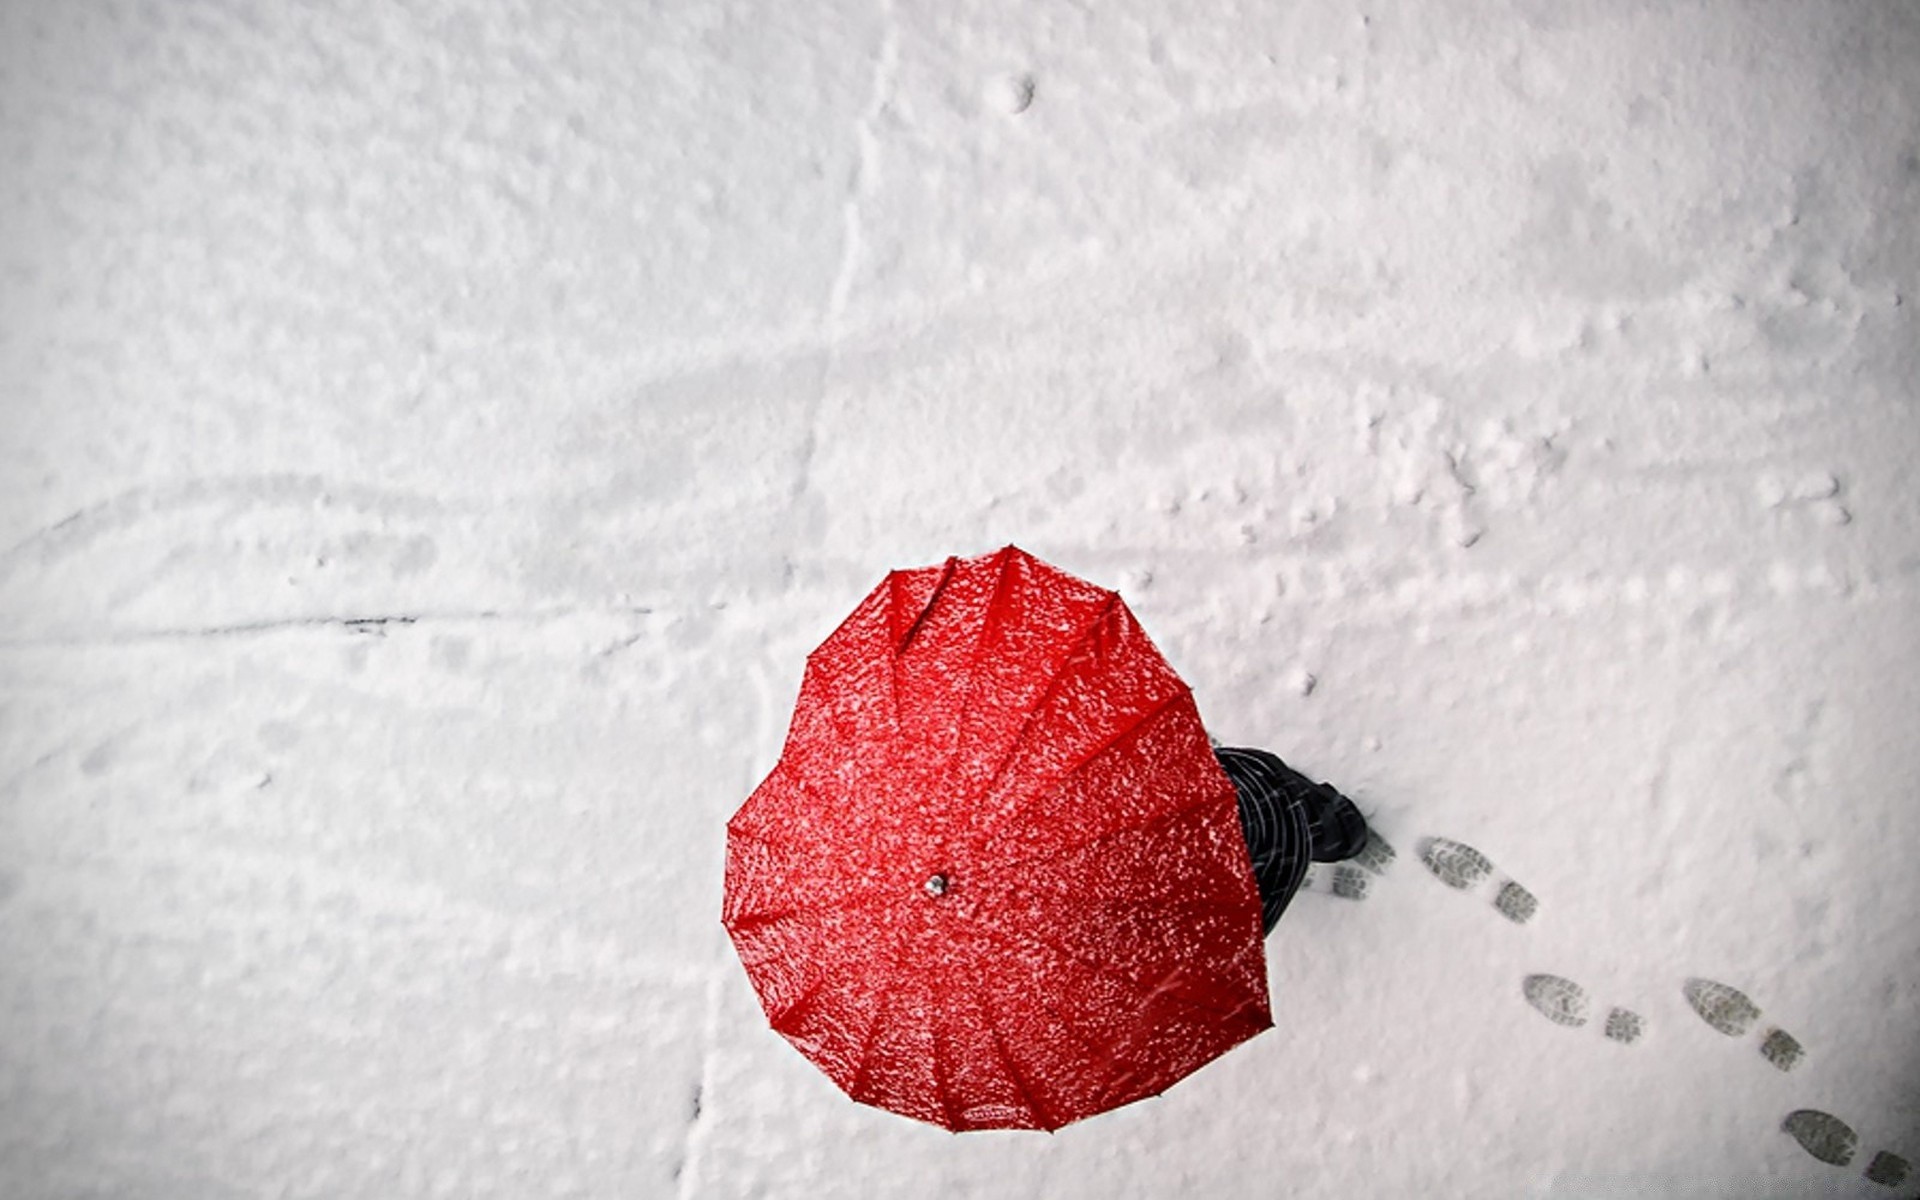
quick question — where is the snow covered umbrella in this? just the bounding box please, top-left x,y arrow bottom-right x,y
722,545 -> 1272,1131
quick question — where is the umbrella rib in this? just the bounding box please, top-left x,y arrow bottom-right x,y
764,967 -> 828,1036
963,937 -> 1073,1132
940,545 -> 1022,783
974,690 -> 1204,874
750,903 -> 905,1038
961,590 -> 1123,818
723,827 -> 901,928
894,554 -> 957,655
951,877 -> 1258,1027
1063,892 -> 1260,930
987,778 -> 1218,879
842,921 -> 916,1104
957,918 -> 1144,1116
721,886 -> 895,935
885,563 -> 959,772
722,821 -> 800,850
928,998 -> 958,1130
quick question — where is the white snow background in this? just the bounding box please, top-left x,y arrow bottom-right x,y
2,1 -> 1917,1197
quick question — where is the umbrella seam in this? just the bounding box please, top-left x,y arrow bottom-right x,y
916,545 -> 1027,864
720,889 -> 899,935
980,775 -> 1227,882
966,940 -> 1068,1132
805,580 -> 892,670
725,787 -> 906,927
893,548 -> 1020,865
971,802 -> 1263,971
841,920 -> 918,1105
943,544 -> 1023,789
956,916 -> 1167,1121
752,914 -> 907,1044
961,590 -> 1124,830
987,684 -> 1188,844
950,882 -> 1266,1029
883,563 -> 952,813
971,689 -> 1212,875
764,968 -> 826,1036
927,997 -> 959,1131
894,554 -> 958,656
723,817 -> 905,921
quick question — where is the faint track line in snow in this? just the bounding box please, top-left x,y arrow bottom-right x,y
1643,721 -> 1686,860
672,968 -> 727,1200
0,473 -> 447,581
824,0 -> 898,338
792,0 -> 899,521
0,605 -> 658,649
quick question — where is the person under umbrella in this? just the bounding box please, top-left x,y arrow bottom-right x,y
724,545 -> 1376,1131
1212,746 -> 1372,933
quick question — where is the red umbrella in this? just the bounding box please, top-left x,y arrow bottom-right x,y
723,545 -> 1271,1131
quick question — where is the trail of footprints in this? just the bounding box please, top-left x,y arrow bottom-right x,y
1305,829 -> 1912,1189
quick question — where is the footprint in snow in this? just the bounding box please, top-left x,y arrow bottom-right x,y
1402,838 -> 1644,1045
1521,974 -> 1646,1045
1395,834 -> 1895,1182
1299,862 -> 1372,900
1352,826 -> 1397,875
1683,978 -> 1806,1071
1781,1110 -> 1912,1188
1418,836 -> 1539,924
1301,828 -> 1398,901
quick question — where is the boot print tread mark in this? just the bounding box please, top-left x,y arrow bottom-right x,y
1603,1007 -> 1646,1044
1782,1110 -> 1912,1188
1419,837 -> 1538,924
1522,975 -> 1644,1044
1684,978 -> 1805,1071
1784,1110 -> 1857,1166
1683,978 -> 1759,1035
1300,863 -> 1370,900
1298,829 -> 1394,902
1865,1150 -> 1911,1187
1354,828 -> 1396,875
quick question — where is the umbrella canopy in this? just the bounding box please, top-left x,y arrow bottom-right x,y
723,545 -> 1271,1131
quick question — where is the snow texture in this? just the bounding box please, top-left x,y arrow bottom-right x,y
1,0 -> 1917,1196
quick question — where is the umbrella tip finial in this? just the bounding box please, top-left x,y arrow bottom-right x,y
925,873 -> 950,898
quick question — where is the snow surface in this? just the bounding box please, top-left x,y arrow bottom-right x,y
2,0 -> 1917,1196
